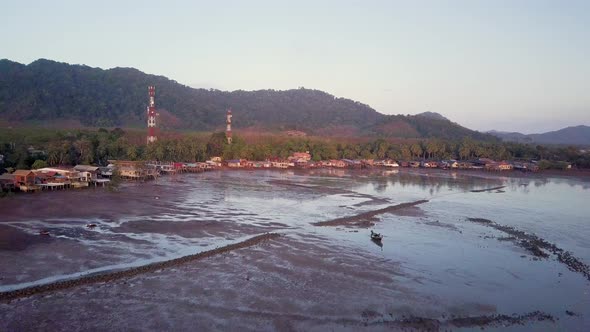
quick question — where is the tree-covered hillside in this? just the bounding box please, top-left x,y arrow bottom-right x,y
0,59 -> 496,141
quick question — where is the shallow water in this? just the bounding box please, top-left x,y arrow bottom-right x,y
0,169 -> 589,330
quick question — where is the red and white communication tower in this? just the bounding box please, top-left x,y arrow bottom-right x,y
226,108 -> 232,144
147,86 -> 157,144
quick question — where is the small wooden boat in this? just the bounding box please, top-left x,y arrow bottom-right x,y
370,230 -> 383,241
86,223 -> 97,229
39,230 -> 50,236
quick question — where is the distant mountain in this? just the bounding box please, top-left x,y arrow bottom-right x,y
487,130 -> 533,143
489,126 -> 590,145
0,58 -> 495,141
415,111 -> 449,121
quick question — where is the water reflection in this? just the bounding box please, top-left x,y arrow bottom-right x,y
298,168 -> 590,195
371,238 -> 383,250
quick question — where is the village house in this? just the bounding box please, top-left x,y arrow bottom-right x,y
14,170 -> 36,186
206,160 -> 222,168
409,161 -> 421,168
99,164 -> 114,177
226,159 -> 244,168
293,158 -> 309,168
342,159 -> 362,168
119,167 -> 141,179
330,160 -> 346,168
485,161 -> 513,171
0,173 -> 16,191
383,160 -> 399,167
442,160 -> 459,168
290,152 -> 311,161
74,165 -> 100,182
196,162 -> 211,170
457,162 -> 475,169
33,170 -> 58,184
498,162 -> 513,171
271,161 -> 290,169
245,161 -> 272,168
13,170 -> 39,192
320,160 -> 333,167
514,162 -> 539,172
185,163 -> 201,172
110,160 -> 157,180
421,161 -> 438,168
173,162 -> 186,172
158,164 -> 176,174
37,167 -> 80,182
475,158 -> 494,166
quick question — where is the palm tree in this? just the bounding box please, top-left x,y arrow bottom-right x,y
410,143 -> 423,159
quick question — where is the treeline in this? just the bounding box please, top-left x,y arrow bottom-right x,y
1,128 -> 589,170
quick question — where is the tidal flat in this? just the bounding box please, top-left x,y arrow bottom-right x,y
1,169 -> 589,331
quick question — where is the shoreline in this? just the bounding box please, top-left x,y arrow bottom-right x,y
219,165 -> 590,176
1,166 -> 588,200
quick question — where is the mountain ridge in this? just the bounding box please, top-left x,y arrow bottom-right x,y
488,125 -> 590,145
0,58 -> 493,141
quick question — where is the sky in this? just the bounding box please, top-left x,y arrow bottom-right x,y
1,0 -> 589,133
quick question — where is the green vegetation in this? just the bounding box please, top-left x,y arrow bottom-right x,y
31,159 -> 48,169
1,128 -> 589,170
0,59 -> 495,140
536,160 -> 571,170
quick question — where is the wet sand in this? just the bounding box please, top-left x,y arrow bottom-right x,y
313,200 -> 429,227
0,233 -> 279,302
0,169 -> 589,331
0,224 -> 51,251
0,234 -> 557,331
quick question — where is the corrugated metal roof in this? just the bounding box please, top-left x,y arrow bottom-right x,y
74,165 -> 100,172
13,170 -> 35,176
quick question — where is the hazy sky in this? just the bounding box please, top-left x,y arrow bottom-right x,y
1,0 -> 589,133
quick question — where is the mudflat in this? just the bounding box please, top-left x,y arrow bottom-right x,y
1,169 -> 589,331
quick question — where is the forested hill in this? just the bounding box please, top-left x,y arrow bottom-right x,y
0,58 -> 494,140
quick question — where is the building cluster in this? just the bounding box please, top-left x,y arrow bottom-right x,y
106,160 -> 218,180
0,160 -> 221,193
0,165 -> 112,193
0,152 -> 566,195
391,158 -> 542,171
219,154 -> 544,172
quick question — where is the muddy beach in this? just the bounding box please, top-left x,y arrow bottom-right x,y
313,200 -> 429,227
1,169 -> 589,331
